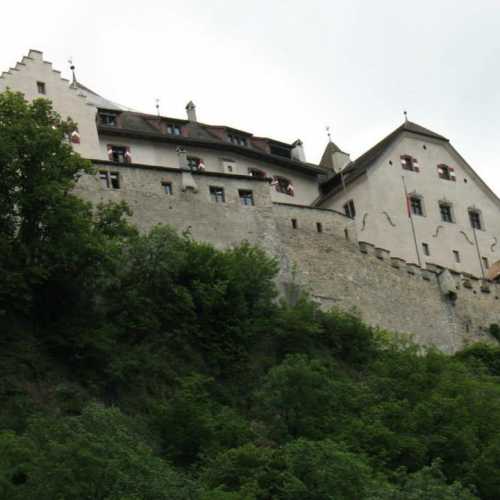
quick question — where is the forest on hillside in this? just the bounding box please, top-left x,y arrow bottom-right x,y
1,91 -> 500,500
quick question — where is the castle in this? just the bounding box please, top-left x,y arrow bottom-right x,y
1,49 -> 499,352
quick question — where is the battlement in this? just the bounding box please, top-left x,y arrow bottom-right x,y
357,240 -> 500,298
73,160 -> 500,353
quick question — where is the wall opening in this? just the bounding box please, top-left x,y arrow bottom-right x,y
316,222 -> 323,233
291,218 -> 298,229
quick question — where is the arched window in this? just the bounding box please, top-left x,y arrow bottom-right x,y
272,176 -> 294,196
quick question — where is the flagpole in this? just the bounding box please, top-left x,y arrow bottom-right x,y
402,176 -> 422,267
472,225 -> 485,278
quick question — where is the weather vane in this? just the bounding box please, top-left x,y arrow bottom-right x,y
326,125 -> 332,142
68,58 -> 77,86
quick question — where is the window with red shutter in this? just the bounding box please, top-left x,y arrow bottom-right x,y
400,155 -> 419,173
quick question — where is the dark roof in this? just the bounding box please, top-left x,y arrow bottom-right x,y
75,82 -> 133,111
77,80 -> 325,174
98,109 -> 325,175
316,120 -> 449,204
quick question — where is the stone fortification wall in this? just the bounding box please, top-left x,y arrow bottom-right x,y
76,166 -> 500,353
275,220 -> 499,351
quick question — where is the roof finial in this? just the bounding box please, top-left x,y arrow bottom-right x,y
326,125 -> 332,143
155,98 -> 160,118
68,58 -> 77,87
404,110 -> 408,123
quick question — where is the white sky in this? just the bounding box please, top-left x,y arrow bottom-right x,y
2,0 -> 500,194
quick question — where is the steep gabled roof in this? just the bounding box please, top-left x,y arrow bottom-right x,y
76,82 -> 135,112
316,120 -> 449,205
319,141 -> 346,170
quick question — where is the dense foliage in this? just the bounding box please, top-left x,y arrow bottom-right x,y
1,91 -> 500,499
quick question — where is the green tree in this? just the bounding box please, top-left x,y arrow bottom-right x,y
254,355 -> 340,441
0,404 -> 198,500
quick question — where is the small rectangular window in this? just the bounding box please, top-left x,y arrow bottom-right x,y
316,222 -> 323,233
439,203 -> 453,223
482,257 -> 489,270
249,168 -> 266,178
422,243 -> 430,256
401,155 -> 419,172
162,182 -> 173,195
239,190 -> 254,206
291,218 -> 298,229
99,171 -> 120,189
437,164 -> 455,181
188,157 -> 202,170
109,172 -> 120,189
273,177 -> 294,196
343,200 -> 356,219
210,186 -> 225,203
108,145 -> 130,163
469,210 -> 483,230
410,196 -> 424,216
36,81 -> 46,94
453,250 -> 460,263
99,171 -> 110,189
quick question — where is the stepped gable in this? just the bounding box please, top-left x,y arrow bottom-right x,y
1,50 -> 84,100
316,120 -> 449,204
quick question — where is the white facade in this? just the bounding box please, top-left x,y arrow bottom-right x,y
2,50 -> 500,278
0,50 -> 101,160
320,130 -> 500,277
0,50 -> 321,207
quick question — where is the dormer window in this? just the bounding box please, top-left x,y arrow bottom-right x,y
437,164 -> 456,181
270,144 -> 291,159
36,81 -> 46,95
400,155 -> 419,172
99,112 -> 118,127
272,176 -> 294,196
167,123 -> 182,136
107,145 -> 131,163
228,133 -> 248,146
248,167 -> 267,178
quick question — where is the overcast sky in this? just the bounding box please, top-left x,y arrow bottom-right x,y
2,0 -> 500,194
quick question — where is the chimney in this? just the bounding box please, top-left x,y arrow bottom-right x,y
291,139 -> 306,162
186,101 -> 197,122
